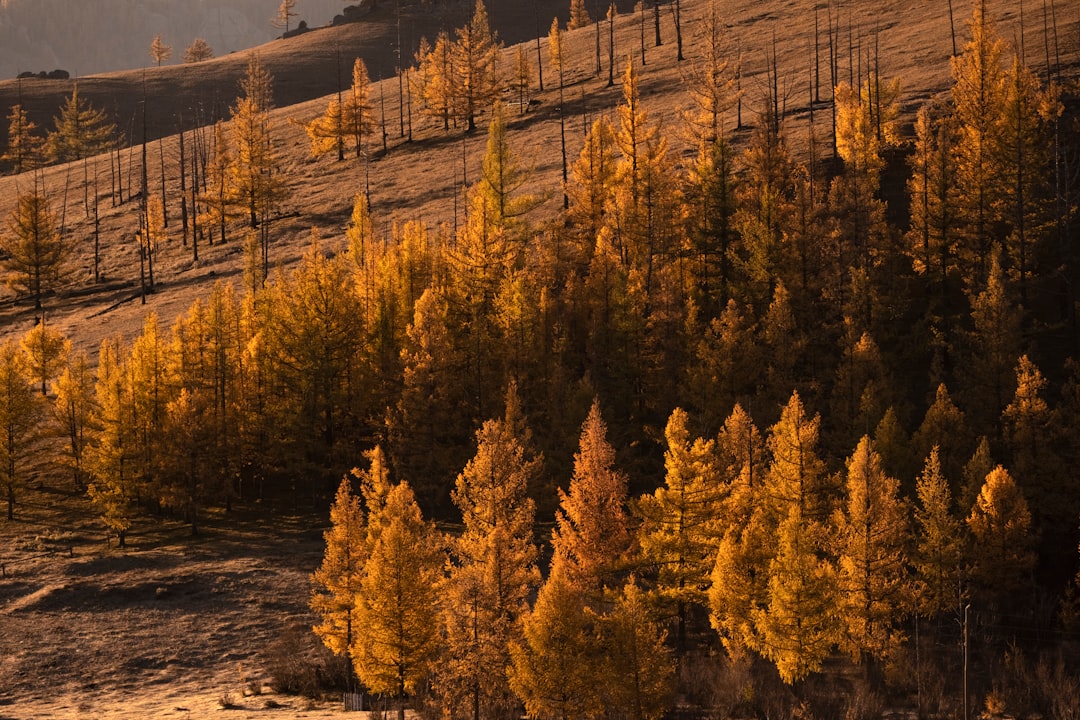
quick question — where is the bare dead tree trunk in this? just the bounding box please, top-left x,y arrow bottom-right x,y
639,1 -> 647,65
672,0 -> 683,61
608,4 -> 616,87
179,115 -> 188,248
535,9 -> 544,92
595,0 -> 602,75
653,0 -> 662,46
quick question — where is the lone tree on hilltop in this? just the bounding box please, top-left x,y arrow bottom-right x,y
183,38 -> 214,63
150,34 -> 172,66
273,0 -> 298,33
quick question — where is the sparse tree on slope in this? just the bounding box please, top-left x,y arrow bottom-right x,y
450,0 -> 501,132
1,187 -> 69,310
2,104 -> 44,173
230,54 -> 287,229
273,0 -> 298,33
19,318 -> 69,395
47,85 -> 116,163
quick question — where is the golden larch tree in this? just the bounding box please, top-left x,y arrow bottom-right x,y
0,339 -> 43,521
352,480 -> 444,720
436,409 -> 541,720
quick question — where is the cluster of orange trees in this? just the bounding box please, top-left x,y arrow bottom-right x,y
0,0 -> 1078,709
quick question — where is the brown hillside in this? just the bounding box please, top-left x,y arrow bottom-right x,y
0,0 -> 1077,715
0,0 -> 1074,358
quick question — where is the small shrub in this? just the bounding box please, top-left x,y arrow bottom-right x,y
218,691 -> 240,709
264,626 -> 351,699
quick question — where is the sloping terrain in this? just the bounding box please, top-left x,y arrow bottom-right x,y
0,0 -> 1077,716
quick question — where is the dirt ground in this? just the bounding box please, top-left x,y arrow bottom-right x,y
0,479 -> 355,718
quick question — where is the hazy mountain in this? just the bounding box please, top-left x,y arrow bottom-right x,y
0,0 -> 346,78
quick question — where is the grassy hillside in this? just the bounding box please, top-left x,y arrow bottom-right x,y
0,0 -> 1078,716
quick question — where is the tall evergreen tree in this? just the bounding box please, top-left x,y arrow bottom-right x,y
551,399 -> 633,601
834,436 -> 910,667
86,339 -> 137,546
509,558 -> 602,720
637,408 -> 723,654
353,480 -> 444,720
437,408 -> 541,720
53,350 -> 96,491
966,465 -> 1036,603
912,447 -> 966,619
599,578 -> 676,720
0,339 -> 43,521
312,474 -> 367,660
